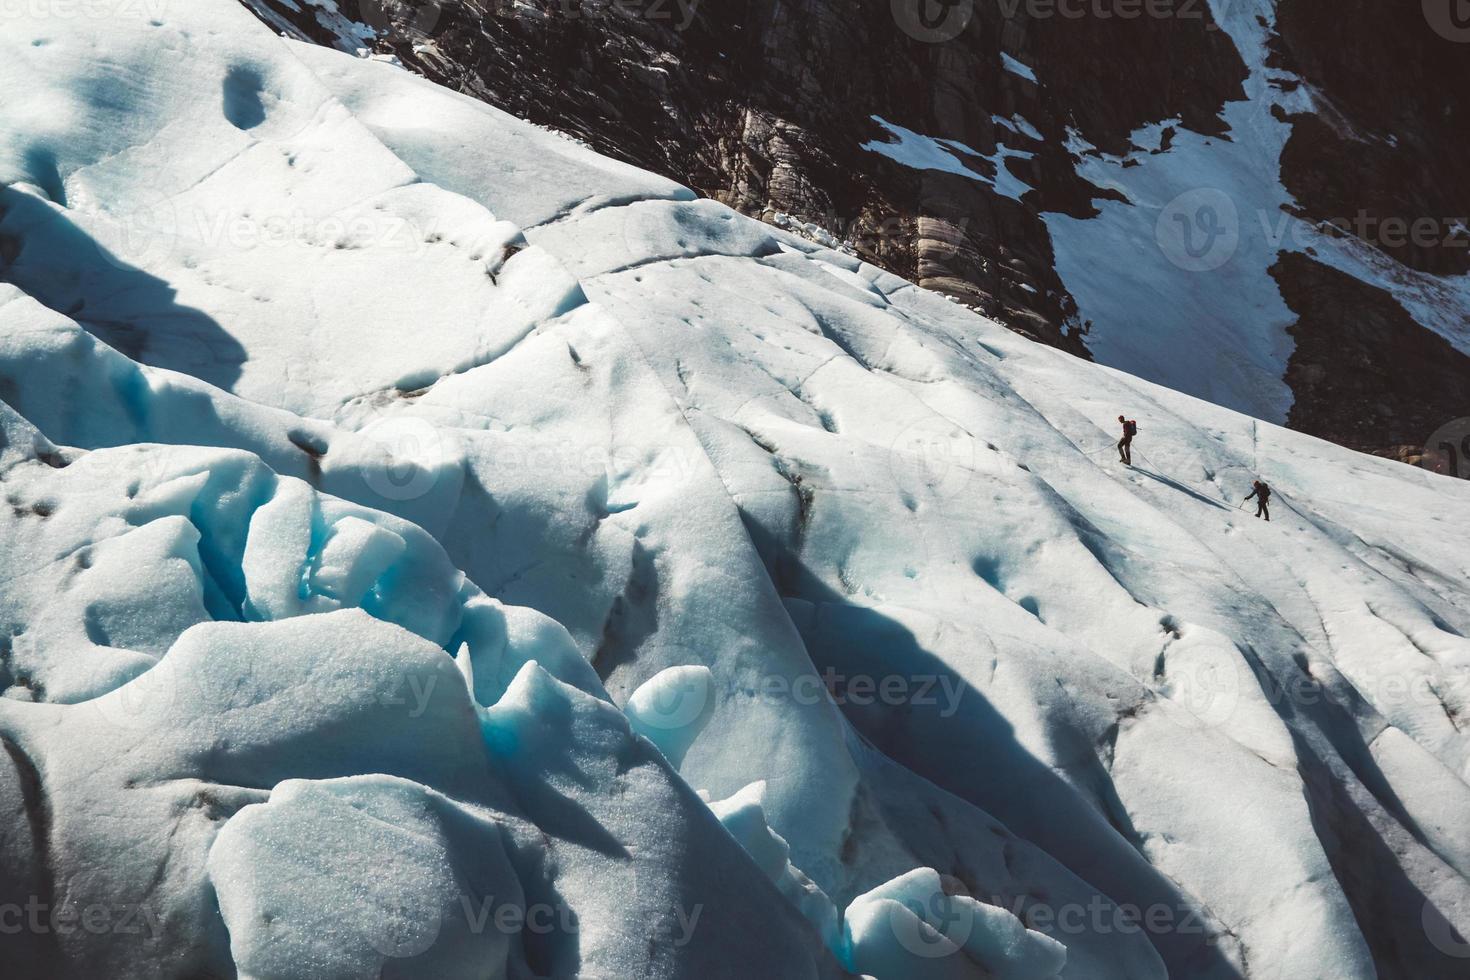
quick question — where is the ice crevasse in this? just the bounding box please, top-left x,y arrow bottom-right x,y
0,398 -> 1052,979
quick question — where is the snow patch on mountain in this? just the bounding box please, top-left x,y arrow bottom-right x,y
1001,53 -> 1039,84
864,116 -> 1035,202
1040,0 -> 1305,423
1042,0 -> 1470,425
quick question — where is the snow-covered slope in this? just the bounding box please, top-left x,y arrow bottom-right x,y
1,4 -> 1469,978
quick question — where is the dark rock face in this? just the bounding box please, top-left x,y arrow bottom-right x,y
1272,0 -> 1470,278
1256,4 -> 1470,461
241,0 -> 1470,464
1272,251 -> 1470,456
240,0 -> 1247,359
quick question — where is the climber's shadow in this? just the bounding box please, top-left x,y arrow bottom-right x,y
1132,466 -> 1232,511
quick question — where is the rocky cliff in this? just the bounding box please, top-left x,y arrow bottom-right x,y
241,0 -> 1470,461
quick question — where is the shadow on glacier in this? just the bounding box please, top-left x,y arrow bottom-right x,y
435,466 -> 631,667
1246,649 -> 1464,977
0,186 -> 246,391
1130,467 -> 1233,512
497,754 -> 632,864
739,511 -> 1247,980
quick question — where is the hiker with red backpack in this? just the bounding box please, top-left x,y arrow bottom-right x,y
1117,415 -> 1138,465
1245,479 -> 1271,521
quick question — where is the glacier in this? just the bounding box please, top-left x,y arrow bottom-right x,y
1,2 -> 1468,978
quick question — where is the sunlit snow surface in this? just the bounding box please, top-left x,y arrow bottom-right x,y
1,4 -> 1469,979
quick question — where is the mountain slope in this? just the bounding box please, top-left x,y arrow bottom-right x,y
237,0 -> 1470,460
2,3 -> 1469,978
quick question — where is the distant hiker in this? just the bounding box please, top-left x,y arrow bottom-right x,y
1245,479 -> 1271,521
1117,415 -> 1138,465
